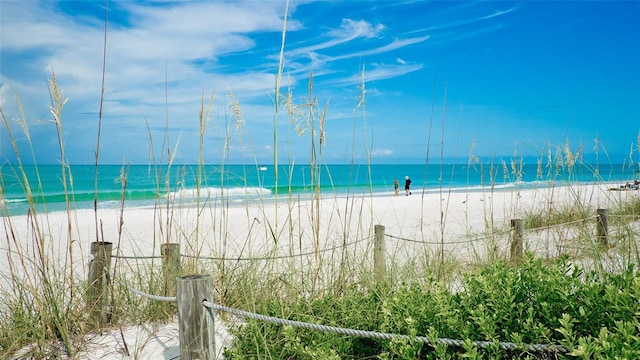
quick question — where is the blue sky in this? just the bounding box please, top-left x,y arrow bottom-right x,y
1,0 -> 639,165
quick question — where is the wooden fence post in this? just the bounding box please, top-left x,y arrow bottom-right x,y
510,219 -> 524,262
597,208 -> 609,247
177,274 -> 216,360
87,241 -> 113,327
374,224 -> 387,285
162,243 -> 181,296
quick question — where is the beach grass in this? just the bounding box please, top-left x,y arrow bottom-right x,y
1,5 -> 639,357
3,112 -> 640,360
2,70 -> 640,360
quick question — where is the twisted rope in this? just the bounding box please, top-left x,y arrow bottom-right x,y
526,216 -> 598,233
385,233 -> 489,245
609,214 -> 640,219
110,237 -> 372,262
117,278 -> 568,354
112,254 -> 162,260
181,236 -> 372,261
118,280 -> 177,302
202,300 -> 567,354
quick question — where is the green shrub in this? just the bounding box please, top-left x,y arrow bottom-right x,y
225,255 -> 640,359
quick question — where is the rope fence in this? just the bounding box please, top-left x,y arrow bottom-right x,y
179,235 -> 372,261
119,280 -> 176,302
386,233 -> 476,245
119,279 -> 568,359
385,230 -> 511,245
111,236 -> 372,262
609,213 -> 640,219
200,300 -> 568,354
112,254 -> 162,260
526,215 -> 598,232
84,208 -> 633,358
107,208 -> 623,269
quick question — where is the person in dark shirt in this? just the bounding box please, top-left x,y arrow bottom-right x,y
404,176 -> 412,196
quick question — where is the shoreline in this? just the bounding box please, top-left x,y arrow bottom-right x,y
2,178 -> 632,218
2,181 -> 635,261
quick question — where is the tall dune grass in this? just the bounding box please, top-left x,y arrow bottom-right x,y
2,73 -> 640,359
5,71 -> 640,358
1,3 -> 639,357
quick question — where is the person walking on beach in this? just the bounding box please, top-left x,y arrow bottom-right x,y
393,178 -> 400,196
404,176 -> 412,196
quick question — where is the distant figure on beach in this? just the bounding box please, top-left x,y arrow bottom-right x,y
608,180 -> 640,191
404,176 -> 412,196
393,178 -> 399,196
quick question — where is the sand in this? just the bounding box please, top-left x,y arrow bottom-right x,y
2,182 -> 637,359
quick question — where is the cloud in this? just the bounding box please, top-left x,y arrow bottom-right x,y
371,148 -> 393,157
281,25 -> 428,89
288,18 -> 386,57
330,35 -> 430,62
327,19 -> 386,39
323,62 -> 423,88
0,82 -> 10,109
0,0 -> 297,163
481,8 -> 516,20
419,5 -> 517,32
124,1 -> 288,34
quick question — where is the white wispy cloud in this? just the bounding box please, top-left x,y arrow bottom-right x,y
327,19 -> 386,39
281,21 -> 428,90
371,148 -> 393,157
0,83 -> 11,110
481,8 -> 517,20
288,18 -> 386,57
330,35 -> 430,62
419,5 -> 517,32
323,62 -> 424,88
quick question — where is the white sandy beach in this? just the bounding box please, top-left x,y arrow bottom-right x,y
2,182 -> 638,359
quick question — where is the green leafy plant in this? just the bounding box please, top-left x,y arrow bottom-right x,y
225,255 -> 640,359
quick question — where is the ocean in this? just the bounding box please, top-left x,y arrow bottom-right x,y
0,162 -> 636,216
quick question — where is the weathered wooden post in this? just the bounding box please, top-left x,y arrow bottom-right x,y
374,224 -> 387,284
162,243 -> 181,296
87,241 -> 113,327
510,219 -> 524,262
597,208 -> 609,247
177,274 -> 216,360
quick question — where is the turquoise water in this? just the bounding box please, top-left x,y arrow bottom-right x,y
0,162 -> 636,216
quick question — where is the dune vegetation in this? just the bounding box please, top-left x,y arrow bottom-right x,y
1,3 -> 639,359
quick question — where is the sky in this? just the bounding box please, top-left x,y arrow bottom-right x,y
1,0 -> 639,165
